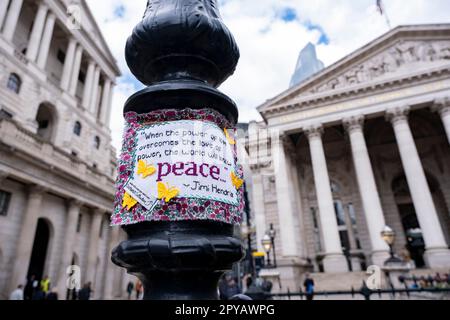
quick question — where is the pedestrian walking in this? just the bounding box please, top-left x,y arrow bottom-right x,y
78,282 -> 92,300
303,273 -> 315,301
40,275 -> 51,297
126,281 -> 134,300
46,288 -> 58,300
24,275 -> 36,300
9,285 -> 24,300
135,280 -> 143,300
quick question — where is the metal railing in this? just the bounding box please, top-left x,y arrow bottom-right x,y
268,287 -> 450,300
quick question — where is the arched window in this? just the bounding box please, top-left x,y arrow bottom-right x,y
36,103 -> 56,142
94,136 -> 101,150
74,121 -> 82,136
7,73 -> 21,94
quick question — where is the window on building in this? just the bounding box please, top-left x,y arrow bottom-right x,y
334,200 -> 347,226
74,121 -> 82,136
310,207 -> 322,253
57,49 -> 66,64
94,136 -> 101,150
347,203 -> 362,250
78,71 -> 86,84
0,190 -> 12,216
99,218 -> 104,238
7,73 -> 21,94
76,213 -> 82,233
36,103 -> 55,141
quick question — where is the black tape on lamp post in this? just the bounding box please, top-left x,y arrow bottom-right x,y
110,0 -> 244,300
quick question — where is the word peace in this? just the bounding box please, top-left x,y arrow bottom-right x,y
156,162 -> 221,182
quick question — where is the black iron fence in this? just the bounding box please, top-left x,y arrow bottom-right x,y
268,287 -> 450,300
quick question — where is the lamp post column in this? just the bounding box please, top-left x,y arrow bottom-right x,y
111,0 -> 243,300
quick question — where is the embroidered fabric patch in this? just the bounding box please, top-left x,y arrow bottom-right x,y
111,108 -> 244,226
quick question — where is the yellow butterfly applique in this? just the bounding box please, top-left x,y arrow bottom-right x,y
122,192 -> 138,211
224,128 -> 236,145
230,172 -> 244,190
137,159 -> 156,178
157,182 -> 180,203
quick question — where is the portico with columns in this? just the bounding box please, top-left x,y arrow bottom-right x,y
247,24 -> 450,290
0,0 -> 122,299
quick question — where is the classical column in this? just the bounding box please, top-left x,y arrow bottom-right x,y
36,12 -> 56,69
99,78 -> 111,123
104,83 -> 115,126
82,61 -> 95,109
305,125 -> 348,273
387,106 -> 450,268
69,45 -> 83,96
433,98 -> 450,144
9,186 -> 45,292
103,226 -> 120,300
250,170 -> 267,252
89,67 -> 101,114
85,209 -> 103,285
2,0 -> 23,41
271,134 -> 299,257
0,0 -> 10,31
344,116 -> 390,266
25,2 -> 48,62
56,200 -> 82,299
60,38 -> 77,91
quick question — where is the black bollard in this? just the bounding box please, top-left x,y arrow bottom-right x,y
111,0 -> 244,300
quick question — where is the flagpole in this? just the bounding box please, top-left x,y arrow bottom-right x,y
384,11 -> 392,29
377,0 -> 392,30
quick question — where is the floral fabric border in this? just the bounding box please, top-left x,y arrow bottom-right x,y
111,108 -> 244,226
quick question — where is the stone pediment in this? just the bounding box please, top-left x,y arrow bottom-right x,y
258,24 -> 450,115
309,40 -> 450,95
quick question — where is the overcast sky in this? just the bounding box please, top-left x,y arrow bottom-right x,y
85,0 -> 450,152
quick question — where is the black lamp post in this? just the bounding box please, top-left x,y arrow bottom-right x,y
261,234 -> 272,267
111,0 -> 244,300
381,226 -> 403,265
268,223 -> 277,268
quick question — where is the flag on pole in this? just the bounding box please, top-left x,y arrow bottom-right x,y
376,0 -> 392,29
377,0 -> 384,15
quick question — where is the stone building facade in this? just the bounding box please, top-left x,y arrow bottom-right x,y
0,0 -> 127,299
247,24 -> 450,290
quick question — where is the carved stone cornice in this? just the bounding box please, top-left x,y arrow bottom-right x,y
386,105 -> 410,125
28,184 -> 47,197
92,207 -> 106,216
262,68 -> 450,118
304,124 -> 324,140
343,115 -> 365,133
432,97 -> 450,117
0,170 -> 8,183
67,198 -> 83,209
249,161 -> 273,172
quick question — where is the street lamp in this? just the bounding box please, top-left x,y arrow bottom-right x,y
261,234 -> 272,267
381,226 -> 403,264
268,223 -> 277,268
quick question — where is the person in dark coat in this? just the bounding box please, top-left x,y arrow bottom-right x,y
78,282 -> 92,300
46,288 -> 58,300
24,275 -> 36,300
303,274 -> 315,301
126,281 -> 134,300
32,288 -> 46,300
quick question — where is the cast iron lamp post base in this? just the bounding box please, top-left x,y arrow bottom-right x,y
113,221 -> 242,300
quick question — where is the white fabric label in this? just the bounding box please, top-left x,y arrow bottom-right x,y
124,120 -> 238,210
